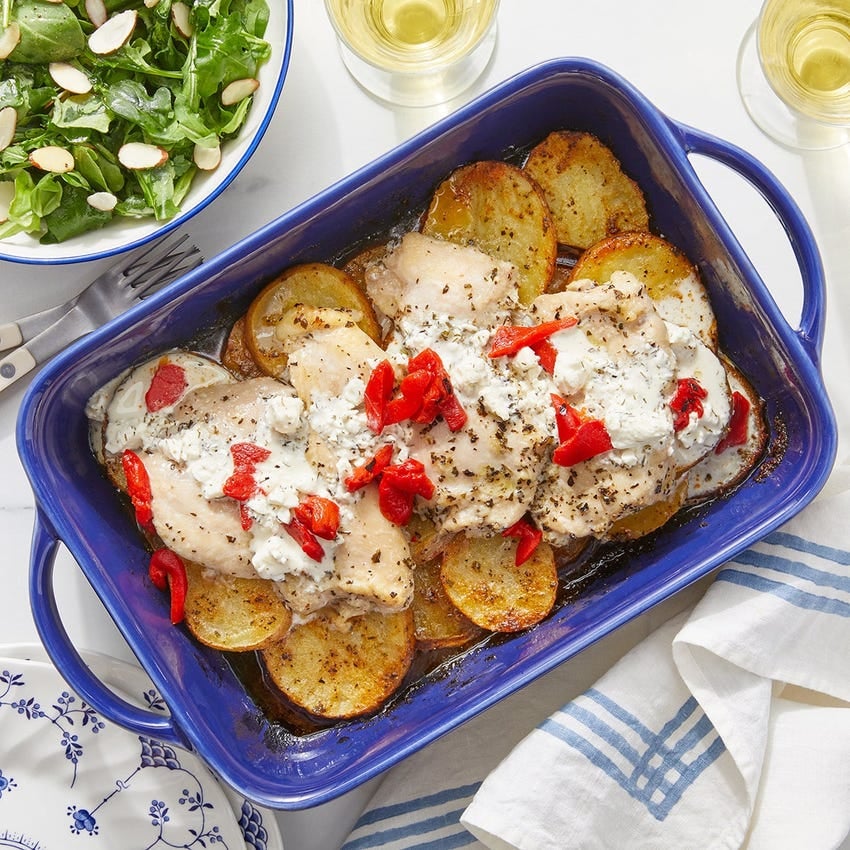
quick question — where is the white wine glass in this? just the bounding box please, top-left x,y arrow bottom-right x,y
324,0 -> 499,108
737,0 -> 850,150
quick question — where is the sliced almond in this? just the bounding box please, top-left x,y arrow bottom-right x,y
117,141 -> 168,170
0,181 -> 15,223
85,0 -> 108,28
221,77 -> 259,106
144,0 -> 159,7
193,141 -> 221,171
88,9 -> 137,55
0,22 -> 21,60
171,1 -> 193,37
87,191 -> 118,211
0,107 -> 16,153
49,62 -> 92,95
29,145 -> 75,173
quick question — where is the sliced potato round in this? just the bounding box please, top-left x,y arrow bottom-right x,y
524,130 -> 649,250
183,560 -> 292,651
440,533 -> 558,633
222,315 -> 265,379
569,231 -> 717,350
412,557 -> 482,650
405,515 -> 480,648
420,160 -> 557,305
606,477 -> 688,542
245,263 -> 383,377
261,608 -> 415,720
686,359 -> 767,502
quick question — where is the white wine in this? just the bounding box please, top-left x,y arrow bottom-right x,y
327,0 -> 496,70
758,0 -> 850,124
325,0 -> 499,106
379,0 -> 453,46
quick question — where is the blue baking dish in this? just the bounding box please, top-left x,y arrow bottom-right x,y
18,58 -> 836,809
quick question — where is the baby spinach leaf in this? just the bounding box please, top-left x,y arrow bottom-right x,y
51,93 -> 111,134
42,184 -> 111,242
9,0 -> 85,63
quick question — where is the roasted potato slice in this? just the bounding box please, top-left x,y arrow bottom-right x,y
420,160 -> 557,305
245,263 -> 383,377
261,608 -> 415,720
222,316 -> 265,379
686,360 -> 767,502
405,515 -> 481,648
606,477 -> 689,542
569,232 -> 718,350
524,130 -> 649,250
412,557 -> 482,650
183,560 -> 292,652
441,534 -> 558,633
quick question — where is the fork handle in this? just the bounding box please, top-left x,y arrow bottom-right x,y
0,321 -> 24,352
0,346 -> 37,393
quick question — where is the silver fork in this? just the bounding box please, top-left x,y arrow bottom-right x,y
0,232 -> 202,394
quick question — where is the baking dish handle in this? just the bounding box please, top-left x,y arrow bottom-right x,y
673,122 -> 826,364
29,508 -> 186,748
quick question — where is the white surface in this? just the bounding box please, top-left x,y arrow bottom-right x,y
0,1 -> 848,848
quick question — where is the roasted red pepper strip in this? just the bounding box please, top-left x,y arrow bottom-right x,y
238,503 -> 253,532
284,516 -> 325,562
551,394 -> 582,443
384,369 -> 432,426
531,338 -> 559,374
378,459 -> 435,525
148,548 -> 188,624
121,449 -> 155,534
230,442 -> 272,469
364,359 -> 395,434
488,317 -> 577,359
552,419 -> 613,467
381,458 -> 436,499
715,391 -> 751,453
222,470 -> 258,502
502,516 -> 543,566
144,362 -> 187,412
670,378 -> 708,432
222,442 -> 271,512
378,477 -> 416,526
438,391 -> 468,431
292,495 -> 341,540
344,444 -> 394,492
375,348 -> 467,433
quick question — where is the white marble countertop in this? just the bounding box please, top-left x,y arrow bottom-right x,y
1,1 -> 848,847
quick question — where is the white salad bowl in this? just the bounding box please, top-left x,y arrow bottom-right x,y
0,0 -> 293,266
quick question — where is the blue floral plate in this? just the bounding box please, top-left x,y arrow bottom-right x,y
0,644 -> 283,849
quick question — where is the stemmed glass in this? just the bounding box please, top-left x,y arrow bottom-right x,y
324,0 -> 499,108
737,0 -> 850,150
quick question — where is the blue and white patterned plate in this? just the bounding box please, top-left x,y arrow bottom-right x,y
0,644 -> 283,850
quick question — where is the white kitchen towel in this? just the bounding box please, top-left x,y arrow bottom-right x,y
342,468 -> 850,850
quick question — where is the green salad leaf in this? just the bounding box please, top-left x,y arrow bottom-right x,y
8,1 -> 85,64
0,0 -> 272,244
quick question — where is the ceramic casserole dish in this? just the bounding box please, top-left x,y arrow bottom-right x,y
18,58 -> 837,809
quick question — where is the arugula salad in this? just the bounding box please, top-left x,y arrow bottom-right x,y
0,0 -> 271,243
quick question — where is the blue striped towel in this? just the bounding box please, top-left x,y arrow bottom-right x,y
343,471 -> 850,850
